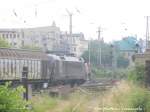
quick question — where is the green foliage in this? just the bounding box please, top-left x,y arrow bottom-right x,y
92,67 -> 128,79
128,65 -> 145,85
0,82 -> 30,112
95,81 -> 148,112
21,45 -> 41,50
81,40 -> 130,68
82,40 -> 112,67
117,53 -> 129,68
0,38 -> 10,48
31,95 -> 57,112
127,87 -> 150,112
92,68 -> 113,78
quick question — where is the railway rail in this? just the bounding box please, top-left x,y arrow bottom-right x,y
41,78 -> 118,97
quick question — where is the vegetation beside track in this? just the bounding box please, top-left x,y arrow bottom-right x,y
0,82 -> 30,112
0,64 -> 149,112
31,81 -> 150,112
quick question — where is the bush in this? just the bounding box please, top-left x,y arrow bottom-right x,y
128,65 -> 145,85
103,81 -> 150,112
0,82 -> 30,112
31,95 -> 57,112
128,87 -> 150,112
92,67 -> 128,79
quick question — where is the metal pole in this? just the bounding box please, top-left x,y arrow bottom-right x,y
88,40 -> 91,65
146,16 -> 150,49
70,14 -> 72,45
22,66 -> 28,101
112,45 -> 117,69
66,9 -> 73,54
69,14 -> 73,54
99,41 -> 102,66
98,27 -> 102,66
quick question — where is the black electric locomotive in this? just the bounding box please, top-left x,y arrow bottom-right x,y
0,48 -> 88,87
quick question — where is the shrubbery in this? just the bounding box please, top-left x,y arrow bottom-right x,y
92,67 -> 128,79
104,81 -> 150,112
128,65 -> 145,85
31,95 -> 57,112
0,82 -> 30,112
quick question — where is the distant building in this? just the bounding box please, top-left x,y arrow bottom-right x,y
0,22 -> 61,51
60,32 -> 88,57
113,36 -> 138,65
23,21 -> 61,51
0,29 -> 23,48
0,22 -> 88,56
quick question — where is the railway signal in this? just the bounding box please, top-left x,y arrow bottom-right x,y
22,66 -> 29,101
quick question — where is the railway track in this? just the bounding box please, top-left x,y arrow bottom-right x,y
43,78 -> 118,97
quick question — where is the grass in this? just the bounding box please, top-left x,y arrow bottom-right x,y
100,81 -> 150,112
31,94 -> 58,112
31,81 -> 150,112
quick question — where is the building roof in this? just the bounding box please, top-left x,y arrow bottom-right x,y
61,32 -> 85,40
114,36 -> 138,51
0,48 -> 48,60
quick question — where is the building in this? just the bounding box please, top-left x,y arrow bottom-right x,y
0,22 -> 87,56
72,33 -> 88,57
0,29 -> 23,48
0,22 -> 61,51
60,32 -> 88,57
113,36 -> 138,65
23,22 -> 61,51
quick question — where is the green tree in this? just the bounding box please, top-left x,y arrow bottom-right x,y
21,45 -> 41,50
0,82 -> 30,112
128,65 -> 145,85
82,40 -> 112,67
117,53 -> 129,68
0,38 -> 10,48
82,40 -> 130,68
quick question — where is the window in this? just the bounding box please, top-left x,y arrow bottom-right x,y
17,34 -> 19,38
14,43 -> 17,45
6,34 -> 8,38
10,34 -> 12,38
2,34 -> 5,38
13,34 -> 16,38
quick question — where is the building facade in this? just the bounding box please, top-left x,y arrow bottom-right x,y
0,23 -> 88,57
60,32 -> 88,57
23,22 -> 61,51
0,29 -> 23,48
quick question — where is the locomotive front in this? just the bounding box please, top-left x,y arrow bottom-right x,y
47,54 -> 87,86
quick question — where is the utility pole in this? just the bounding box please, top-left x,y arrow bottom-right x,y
146,16 -> 150,49
12,9 -> 26,48
22,66 -> 29,101
110,44 -> 117,69
97,27 -> 102,67
88,40 -> 91,65
66,9 -> 73,54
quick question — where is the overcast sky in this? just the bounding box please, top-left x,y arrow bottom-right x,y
0,0 -> 149,42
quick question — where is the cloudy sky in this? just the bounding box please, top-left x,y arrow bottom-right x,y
0,0 -> 149,41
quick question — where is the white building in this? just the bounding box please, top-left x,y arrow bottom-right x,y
0,22 -> 61,51
60,32 -> 88,56
0,23 -> 88,56
0,29 -> 23,48
23,22 -> 61,51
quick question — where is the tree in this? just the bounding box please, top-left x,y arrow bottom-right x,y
117,53 -> 129,68
128,65 -> 145,85
0,38 -> 10,48
82,40 -> 112,67
0,82 -> 30,112
21,45 -> 41,50
82,40 -> 130,68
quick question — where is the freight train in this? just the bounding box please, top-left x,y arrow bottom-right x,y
0,48 -> 89,88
